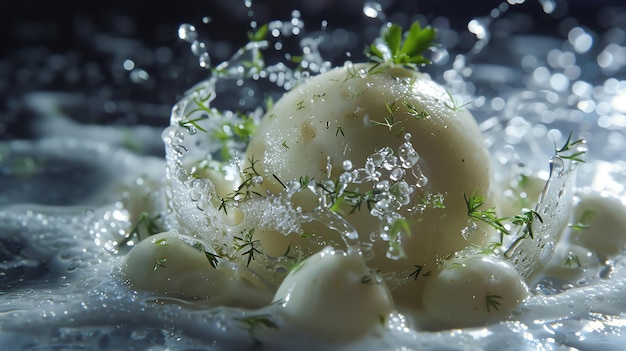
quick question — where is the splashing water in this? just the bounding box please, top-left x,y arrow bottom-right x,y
2,0 -> 626,350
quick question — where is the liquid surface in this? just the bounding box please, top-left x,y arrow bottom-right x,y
2,1 -> 626,350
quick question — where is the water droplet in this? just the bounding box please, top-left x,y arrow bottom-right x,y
178,24 -> 198,42
549,156 -> 565,175
412,165 -> 428,187
390,167 -> 405,181
122,59 -> 135,71
461,219 -> 478,240
199,52 -> 211,69
368,153 -> 384,167
386,241 -> 404,260
363,1 -> 383,19
130,69 -> 149,83
251,175 -> 263,187
399,142 -> 419,168
191,41 -> 207,56
342,160 -> 353,171
325,156 -> 332,178
189,190 -> 201,201
369,231 -> 380,242
358,67 -> 368,78
382,155 -> 397,170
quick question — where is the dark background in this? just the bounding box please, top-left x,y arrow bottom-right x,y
1,0 -> 624,140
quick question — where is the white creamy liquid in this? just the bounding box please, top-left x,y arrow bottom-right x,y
2,1 -> 626,350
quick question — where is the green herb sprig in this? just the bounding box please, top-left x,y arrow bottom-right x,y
408,264 -> 432,281
236,314 -> 278,348
234,229 -> 262,267
464,193 -> 508,235
192,242 -> 221,269
564,252 -> 582,268
119,212 -> 162,247
444,90 -> 471,112
371,101 -> 403,134
365,21 -> 437,69
219,157 -> 264,214
463,193 -> 542,244
555,132 -> 586,163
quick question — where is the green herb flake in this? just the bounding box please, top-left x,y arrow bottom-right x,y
153,258 -> 167,271
247,23 -> 269,42
336,126 -> 345,137
486,294 -> 503,313
570,209 -> 595,230
403,100 -> 429,120
154,238 -> 170,246
564,252 -> 582,268
408,264 -> 424,281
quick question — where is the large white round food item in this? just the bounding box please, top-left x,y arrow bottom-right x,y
421,254 -> 529,328
496,173 -> 547,217
541,243 -> 599,281
244,62 -> 496,309
273,246 -> 395,341
122,230 -> 273,308
567,191 -> 626,257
